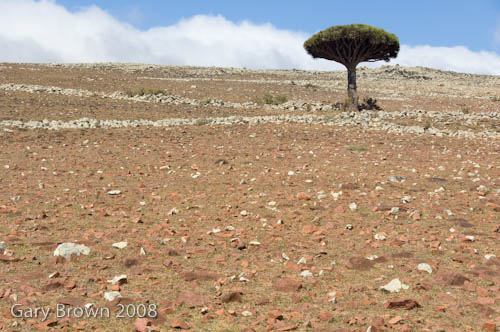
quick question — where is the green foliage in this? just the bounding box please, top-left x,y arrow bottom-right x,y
125,87 -> 165,97
423,120 -> 432,130
304,83 -> 318,90
491,96 -> 500,102
304,24 -> 399,66
255,94 -> 288,105
358,97 -> 382,111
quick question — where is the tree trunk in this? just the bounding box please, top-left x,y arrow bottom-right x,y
346,65 -> 358,111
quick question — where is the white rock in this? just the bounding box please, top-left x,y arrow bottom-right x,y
207,228 -> 221,235
388,175 -> 406,183
465,235 -> 475,241
299,270 -> 313,278
379,278 -> 409,293
374,233 -> 386,241
240,210 -> 249,216
349,202 -> 358,211
417,263 -> 433,274
107,190 -> 121,195
281,252 -> 290,260
103,291 -> 122,301
225,225 -> 235,231
297,257 -> 307,265
249,241 -> 261,246
0,241 -> 6,254
168,208 -> 179,215
241,311 -> 252,317
140,247 -> 146,256
112,241 -> 128,249
331,191 -> 342,200
288,171 -> 295,176
485,254 -> 496,260
107,275 -> 127,285
54,243 -> 90,259
366,255 -> 378,261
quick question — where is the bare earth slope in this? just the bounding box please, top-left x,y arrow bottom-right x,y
0,63 -> 499,332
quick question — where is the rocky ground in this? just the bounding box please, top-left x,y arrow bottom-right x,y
0,63 -> 499,332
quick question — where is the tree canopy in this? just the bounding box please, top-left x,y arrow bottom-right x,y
303,24 -> 399,68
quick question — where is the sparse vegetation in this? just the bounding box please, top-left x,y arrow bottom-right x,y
459,104 -> 470,114
491,96 -> 500,102
304,83 -> 318,90
348,144 -> 368,152
125,87 -> 165,97
358,97 -> 382,111
255,93 -> 288,105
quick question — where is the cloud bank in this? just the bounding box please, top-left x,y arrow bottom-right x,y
1,0 -> 500,75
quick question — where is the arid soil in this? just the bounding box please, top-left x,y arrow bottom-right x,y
0,63 -> 500,332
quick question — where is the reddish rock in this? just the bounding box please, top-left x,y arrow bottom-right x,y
481,322 -> 497,332
297,192 -> 311,200
0,254 -> 20,262
170,317 -> 189,329
58,296 -> 85,307
345,256 -> 375,271
181,270 -> 220,282
274,278 -> 302,292
385,298 -> 420,310
317,310 -> 334,322
176,290 -> 210,308
133,318 -> 152,332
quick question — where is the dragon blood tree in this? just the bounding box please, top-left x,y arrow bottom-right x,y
304,24 -> 399,111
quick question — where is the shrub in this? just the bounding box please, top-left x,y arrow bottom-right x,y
459,104 -> 470,114
125,88 -> 165,97
358,97 -> 381,111
255,94 -> 288,105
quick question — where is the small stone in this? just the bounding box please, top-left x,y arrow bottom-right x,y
297,192 -> 311,200
107,275 -> 127,285
54,243 -> 90,259
0,242 -> 6,254
240,210 -> 249,216
297,257 -> 307,265
249,241 -> 261,246
349,202 -> 358,211
484,254 -> 496,260
103,291 -> 121,301
388,175 -> 406,183
299,270 -> 313,278
345,224 -> 353,230
221,292 -> 242,303
379,279 -> 409,293
374,233 -> 386,241
318,310 -> 334,322
112,242 -> 128,249
241,310 -> 252,317
134,318 -> 152,332
274,278 -> 302,292
385,298 -> 420,310
170,317 -> 189,329
107,190 -> 121,195
417,263 -> 433,274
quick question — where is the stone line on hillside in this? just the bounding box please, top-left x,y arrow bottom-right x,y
2,112 -> 500,139
136,76 -> 485,100
0,83 -> 333,112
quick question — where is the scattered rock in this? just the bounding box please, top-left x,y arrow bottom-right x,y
388,175 -> 406,183
176,291 -> 210,308
112,241 -> 128,249
107,190 -> 121,195
379,279 -> 409,293
53,243 -> 90,259
274,278 -> 302,292
104,291 -> 122,301
345,256 -> 375,271
440,272 -> 470,286
182,270 -> 220,282
107,275 -> 128,285
221,291 -> 243,303
385,298 -> 420,310
134,318 -> 152,332
349,202 -> 358,211
170,317 -> 189,329
417,263 -> 433,274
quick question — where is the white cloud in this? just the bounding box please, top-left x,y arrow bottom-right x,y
0,0 -> 499,75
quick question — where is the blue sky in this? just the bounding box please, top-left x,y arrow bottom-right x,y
56,0 -> 500,52
1,0 -> 500,74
